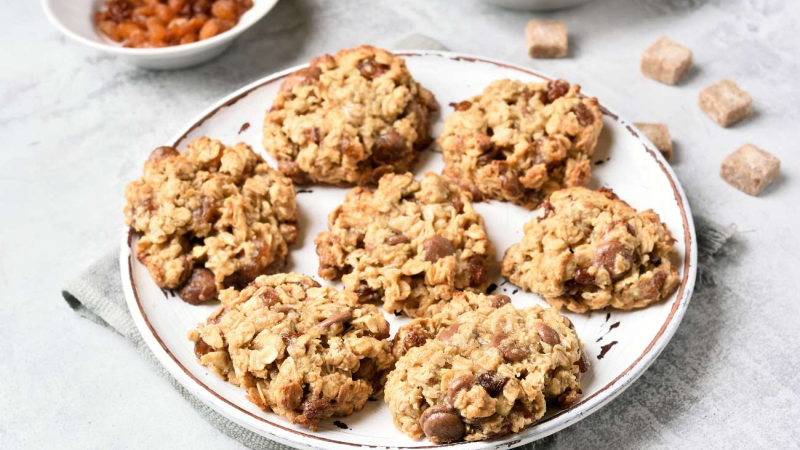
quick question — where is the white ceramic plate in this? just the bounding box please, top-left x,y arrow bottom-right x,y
120,51 -> 697,450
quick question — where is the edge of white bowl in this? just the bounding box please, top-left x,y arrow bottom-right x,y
41,0 -> 278,57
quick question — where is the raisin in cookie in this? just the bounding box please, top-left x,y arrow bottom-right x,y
124,137 -> 298,304
385,292 -> 586,443
439,79 -> 603,209
263,45 -> 438,186
315,172 -> 494,317
189,273 -> 394,430
501,187 -> 680,313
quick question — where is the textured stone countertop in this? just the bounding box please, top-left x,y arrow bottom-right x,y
1,0 -> 798,448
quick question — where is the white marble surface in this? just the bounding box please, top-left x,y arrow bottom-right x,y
1,0 -> 798,448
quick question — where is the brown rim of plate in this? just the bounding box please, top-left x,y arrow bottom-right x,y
128,52 -> 695,449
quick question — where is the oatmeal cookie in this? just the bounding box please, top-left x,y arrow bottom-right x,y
439,79 -> 603,209
385,292 -> 586,443
263,45 -> 438,186
189,273 -> 394,430
501,187 -> 680,313
124,137 -> 298,304
314,172 -> 495,317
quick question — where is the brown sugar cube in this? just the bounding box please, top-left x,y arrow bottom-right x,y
525,20 -> 567,58
635,123 -> 673,161
699,79 -> 753,127
720,144 -> 780,196
641,36 -> 693,85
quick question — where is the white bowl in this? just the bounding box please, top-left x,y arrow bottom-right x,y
481,0 -> 596,10
42,0 -> 279,70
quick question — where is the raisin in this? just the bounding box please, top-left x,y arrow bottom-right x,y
177,268 -> 217,304
357,57 -> 388,79
465,255 -> 487,286
575,102 -> 595,126
491,294 -> 511,308
477,371 -> 508,396
453,101 -> 472,111
211,0 -> 236,20
281,66 -> 322,92
95,0 -> 251,48
451,196 -> 464,214
403,328 -> 433,351
304,127 -> 321,144
193,339 -> 214,358
500,171 -> 524,199
384,234 -> 409,246
372,128 -> 406,165
477,144 -> 506,166
148,146 -> 179,162
546,79 -> 570,103
259,287 -> 280,307
354,285 -> 380,303
300,398 -> 333,422
573,267 -> 594,284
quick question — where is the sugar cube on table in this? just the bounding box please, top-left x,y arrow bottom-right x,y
525,20 -> 567,58
641,36 -> 693,85
634,122 -> 673,161
699,79 -> 753,127
720,144 -> 780,196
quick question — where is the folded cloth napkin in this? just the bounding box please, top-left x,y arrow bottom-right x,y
62,33 -> 735,450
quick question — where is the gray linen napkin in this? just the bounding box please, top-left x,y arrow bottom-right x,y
62,34 -> 735,450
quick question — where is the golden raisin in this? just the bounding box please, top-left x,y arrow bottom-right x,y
154,5 -> 172,23
180,33 -> 198,45
188,17 -> 206,33
131,6 -> 152,26
211,0 -> 236,20
98,20 -> 121,41
95,0 -> 252,49
145,16 -> 164,28
147,20 -> 167,43
128,28 -> 147,46
117,21 -> 141,39
168,0 -> 186,13
167,18 -> 190,37
199,19 -> 220,40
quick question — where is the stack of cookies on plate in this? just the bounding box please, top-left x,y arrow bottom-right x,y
124,45 -> 680,444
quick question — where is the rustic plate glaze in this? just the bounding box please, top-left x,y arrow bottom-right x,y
120,51 -> 697,450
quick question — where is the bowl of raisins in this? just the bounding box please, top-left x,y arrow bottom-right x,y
43,0 -> 278,69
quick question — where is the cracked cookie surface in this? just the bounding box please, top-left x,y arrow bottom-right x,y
124,137 -> 298,304
439,79 -> 603,209
315,172 -> 494,317
189,273 -> 394,430
385,292 -> 585,443
501,187 -> 680,313
263,45 -> 438,186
